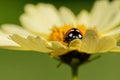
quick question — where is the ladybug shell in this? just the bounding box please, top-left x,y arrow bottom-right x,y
63,28 -> 83,43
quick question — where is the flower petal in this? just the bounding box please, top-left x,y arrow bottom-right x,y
81,29 -> 98,53
0,30 -> 19,47
50,41 -> 68,57
1,24 -> 35,38
110,46 -> 120,52
27,36 -> 53,52
0,30 -> 23,50
103,26 -> 120,41
69,39 -> 82,50
20,3 -> 62,34
0,36 -> 19,47
98,0 -> 120,30
59,6 -> 77,24
77,10 -> 90,27
96,36 -> 116,52
10,34 -> 52,52
102,11 -> 120,32
90,0 -> 110,27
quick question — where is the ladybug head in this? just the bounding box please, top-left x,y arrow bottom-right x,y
63,28 -> 83,43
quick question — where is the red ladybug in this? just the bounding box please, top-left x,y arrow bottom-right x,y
63,28 -> 83,43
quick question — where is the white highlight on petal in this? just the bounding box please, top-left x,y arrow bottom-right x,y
0,30 -> 19,47
20,3 -> 63,34
0,36 -> 19,47
1,24 -> 35,38
59,6 -> 77,24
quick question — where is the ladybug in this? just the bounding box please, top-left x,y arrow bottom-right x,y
63,28 -> 83,43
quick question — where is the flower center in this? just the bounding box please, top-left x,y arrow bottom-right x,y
49,24 -> 87,44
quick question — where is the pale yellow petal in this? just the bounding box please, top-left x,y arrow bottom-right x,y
20,4 -> 45,33
69,39 -> 82,51
90,0 -> 110,27
0,36 -> 19,47
10,34 -> 52,52
98,0 -> 120,30
102,11 -> 120,32
110,46 -> 120,52
24,4 -> 38,18
37,3 -> 63,27
20,14 -> 49,39
59,6 -> 77,24
10,34 -> 33,50
81,29 -> 98,53
0,30 -> 20,48
77,10 -> 90,27
103,27 -> 120,41
0,30 -> 30,50
1,24 -> 35,38
27,36 -> 53,52
20,3 -> 62,34
0,30 -> 6,36
112,0 -> 120,14
96,36 -> 116,52
50,41 -> 68,57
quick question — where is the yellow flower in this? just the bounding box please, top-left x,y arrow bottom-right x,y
0,0 -> 120,60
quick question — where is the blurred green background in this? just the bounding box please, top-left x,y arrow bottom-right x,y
0,0 -> 120,80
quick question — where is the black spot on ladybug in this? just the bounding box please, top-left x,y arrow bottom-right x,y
63,28 -> 83,43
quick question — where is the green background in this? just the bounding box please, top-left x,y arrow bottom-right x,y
0,0 -> 120,80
